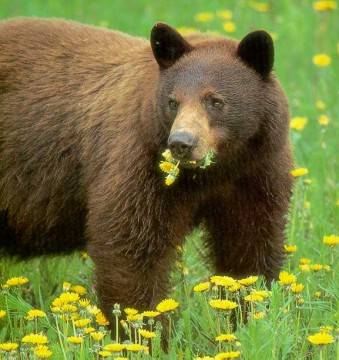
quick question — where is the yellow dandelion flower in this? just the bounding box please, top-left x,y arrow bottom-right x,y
51,306 -> 62,313
124,308 -> 138,316
210,275 -> 237,287
223,22 -> 236,33
81,251 -> 89,259
79,299 -> 91,307
162,149 -> 173,161
215,350 -> 241,359
320,326 -> 333,333
156,298 -> 179,313
290,116 -> 308,131
323,264 -> 331,271
209,299 -> 238,310
193,282 -> 210,292
4,276 -> 29,287
91,331 -> 106,341
84,327 -> 96,334
141,311 -> 160,318
307,332 -> 334,345
176,27 -> 197,36
195,12 -> 214,22
291,168 -> 309,177
159,161 -> 176,173
104,343 -> 125,352
74,318 -> 91,328
253,311 -> 266,319
165,174 -> 178,186
323,235 -> 339,246
22,333 -> 48,345
251,290 -> 271,299
250,2 -> 270,12
59,292 -> 80,303
0,342 -> 19,351
216,10 -> 233,20
0,310 -> 6,319
125,343 -> 148,352
139,329 -> 157,339
314,291 -> 322,298
304,201 -> 311,209
318,114 -> 330,126
96,312 -> 109,326
313,54 -> 331,67
61,304 -> 77,313
244,293 -> 264,302
26,309 -> 46,320
315,100 -> 326,110
71,313 -> 79,322
290,283 -> 304,293
98,351 -> 112,357
297,298 -> 305,305
63,282 -> 71,291
278,271 -> 297,285
127,313 -> 143,322
284,244 -> 297,253
238,276 -> 258,286
310,264 -> 323,271
313,1 -> 337,11
300,257 -> 311,264
67,336 -> 83,344
87,305 -> 101,315
34,345 -> 53,358
71,285 -> 87,296
228,283 -> 242,292
299,264 -> 311,272
215,333 -> 237,342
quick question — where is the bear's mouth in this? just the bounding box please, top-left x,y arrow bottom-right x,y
177,158 -> 204,169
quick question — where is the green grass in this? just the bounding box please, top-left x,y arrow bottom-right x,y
0,1 -> 338,359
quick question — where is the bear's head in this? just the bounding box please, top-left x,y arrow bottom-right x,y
151,23 -> 283,170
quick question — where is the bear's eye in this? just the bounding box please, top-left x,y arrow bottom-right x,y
211,98 -> 224,110
168,98 -> 179,111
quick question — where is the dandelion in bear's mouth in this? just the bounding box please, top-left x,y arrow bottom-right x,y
159,149 -> 215,186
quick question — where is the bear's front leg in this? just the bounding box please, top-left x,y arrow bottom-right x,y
200,173 -> 292,281
85,181 -> 178,326
88,244 -> 172,319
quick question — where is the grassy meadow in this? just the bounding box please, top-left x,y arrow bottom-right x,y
0,0 -> 338,359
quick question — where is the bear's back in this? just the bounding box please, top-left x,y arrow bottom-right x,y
0,18 -> 149,256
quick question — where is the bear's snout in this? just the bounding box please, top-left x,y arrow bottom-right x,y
168,131 -> 196,160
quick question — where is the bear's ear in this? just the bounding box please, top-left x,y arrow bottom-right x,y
237,30 -> 274,79
151,23 -> 193,69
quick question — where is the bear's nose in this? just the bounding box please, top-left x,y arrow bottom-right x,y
168,131 -> 195,159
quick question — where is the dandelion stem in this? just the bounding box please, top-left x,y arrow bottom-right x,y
168,315 -> 172,350
54,315 -> 67,360
115,314 -> 119,343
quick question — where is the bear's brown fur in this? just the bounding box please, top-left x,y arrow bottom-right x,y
0,18 -> 293,320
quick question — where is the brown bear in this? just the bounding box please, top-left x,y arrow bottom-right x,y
0,18 -> 293,320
